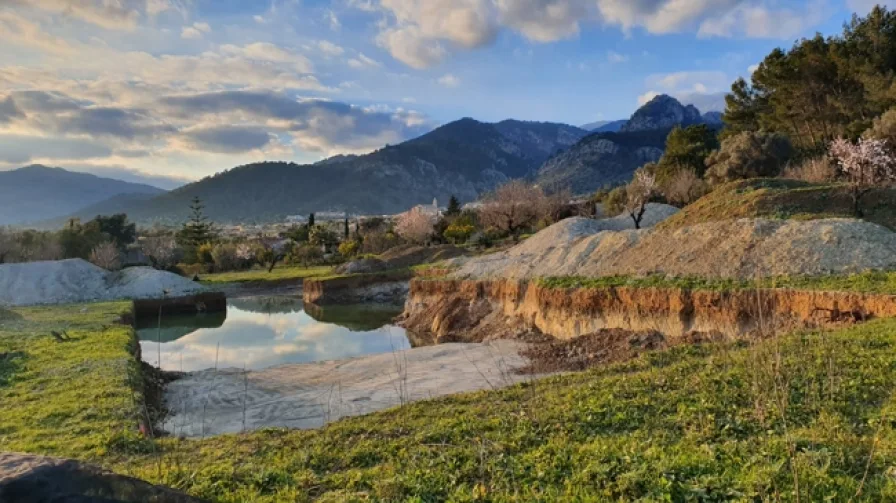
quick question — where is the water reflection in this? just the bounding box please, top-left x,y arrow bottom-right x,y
137,296 -> 409,372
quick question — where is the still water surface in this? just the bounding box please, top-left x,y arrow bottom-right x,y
137,296 -> 410,372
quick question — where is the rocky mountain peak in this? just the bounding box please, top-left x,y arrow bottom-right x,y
621,94 -> 704,133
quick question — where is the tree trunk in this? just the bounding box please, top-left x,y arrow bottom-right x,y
853,185 -> 865,218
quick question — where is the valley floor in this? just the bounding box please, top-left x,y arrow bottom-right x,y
4,295 -> 896,501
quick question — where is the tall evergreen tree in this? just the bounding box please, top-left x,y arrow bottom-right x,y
446,195 -> 461,216
344,217 -> 350,239
308,213 -> 315,228
176,197 -> 217,261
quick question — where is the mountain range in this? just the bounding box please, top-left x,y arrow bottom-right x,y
0,166 -> 165,226
8,94 -> 723,227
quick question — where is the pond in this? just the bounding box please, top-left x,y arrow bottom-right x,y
136,296 -> 410,372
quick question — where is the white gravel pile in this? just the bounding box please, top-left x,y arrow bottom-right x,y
0,259 -> 206,307
450,217 -> 896,280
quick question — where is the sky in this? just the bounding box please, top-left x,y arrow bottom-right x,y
0,0 -> 889,189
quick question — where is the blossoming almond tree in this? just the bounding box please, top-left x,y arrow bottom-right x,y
625,170 -> 657,229
829,137 -> 896,217
395,206 -> 435,244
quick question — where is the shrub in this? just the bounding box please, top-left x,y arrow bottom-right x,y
603,186 -> 627,217
663,169 -> 708,207
211,243 -> 239,272
196,242 -> 214,265
705,131 -> 794,185
781,156 -> 838,183
140,236 -> 179,270
443,223 -> 475,244
338,240 -> 360,258
289,244 -> 324,267
361,231 -> 400,255
89,242 -> 121,271
865,107 -> 896,146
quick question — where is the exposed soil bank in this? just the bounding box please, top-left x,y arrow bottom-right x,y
402,278 -> 896,344
162,340 -> 532,437
303,270 -> 413,305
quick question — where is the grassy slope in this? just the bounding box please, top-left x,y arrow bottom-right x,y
659,178 -> 896,231
199,265 -> 333,284
6,300 -> 896,501
540,270 -> 896,294
112,320 -> 896,502
0,302 -> 149,460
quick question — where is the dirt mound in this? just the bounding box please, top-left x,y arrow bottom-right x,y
0,259 -> 206,307
0,452 -> 202,502
337,244 -> 469,275
450,218 -> 896,280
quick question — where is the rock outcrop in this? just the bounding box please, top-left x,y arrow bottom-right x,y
621,94 -> 703,132
0,452 -> 203,502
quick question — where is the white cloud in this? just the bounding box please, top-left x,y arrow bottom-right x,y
253,14 -> 266,23
317,40 -> 345,57
496,0 -> 591,42
607,50 -> 628,63
637,91 -> 660,105
639,70 -> 730,111
376,0 -> 497,68
377,26 -> 450,68
181,21 -> 211,39
219,43 -> 314,73
437,73 -> 461,87
748,63 -> 759,73
0,11 -> 74,55
698,1 -> 826,39
326,10 -> 342,30
7,0 -> 141,30
371,0 -> 827,68
347,53 -> 383,69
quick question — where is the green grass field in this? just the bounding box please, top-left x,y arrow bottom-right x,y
5,301 -> 896,501
0,302 -> 150,460
110,319 -> 896,501
539,270 -> 896,295
198,265 -> 333,284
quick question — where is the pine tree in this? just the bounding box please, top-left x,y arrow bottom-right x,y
343,217 -> 350,239
308,213 -> 315,228
176,197 -> 217,262
446,195 -> 461,216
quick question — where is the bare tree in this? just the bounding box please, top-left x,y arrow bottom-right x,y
538,186 -> 572,224
829,137 -> 896,217
479,181 -> 545,240
89,242 -> 121,271
141,236 -> 178,270
664,169 -> 706,207
395,206 -> 435,244
625,170 -> 657,229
